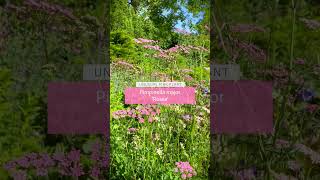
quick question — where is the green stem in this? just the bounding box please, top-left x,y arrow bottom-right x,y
273,0 -> 296,144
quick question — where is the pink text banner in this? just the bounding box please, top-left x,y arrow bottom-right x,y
125,87 -> 196,105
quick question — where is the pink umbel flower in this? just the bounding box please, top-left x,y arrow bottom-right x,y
134,38 -> 158,44
138,118 -> 145,123
294,143 -> 320,164
287,160 -> 301,171
143,45 -> 161,51
128,127 -> 138,133
300,18 -> 320,30
174,161 -> 196,179
112,105 -> 161,124
134,37 -> 208,60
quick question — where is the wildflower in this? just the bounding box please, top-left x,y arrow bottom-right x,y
138,118 -> 145,123
90,141 -> 101,162
25,152 -> 38,160
67,149 -> 81,162
23,0 -> 76,20
313,65 -> 320,75
134,38 -> 158,44
234,39 -> 267,62
113,60 -> 135,70
294,58 -> 305,65
14,157 -> 30,168
90,166 -> 101,177
298,89 -> 315,102
128,127 -> 137,133
152,133 -> 160,141
11,170 -> 27,180
306,104 -> 318,113
70,164 -> 84,177
143,45 -> 161,51
294,143 -> 320,164
183,74 -> 193,82
148,117 -> 153,123
36,168 -> 48,176
202,88 -> 209,95
275,139 -> 290,149
3,161 -> 16,171
287,160 -> 301,171
175,161 -> 196,179
182,114 -> 191,121
300,18 -> 320,30
156,148 -> 163,156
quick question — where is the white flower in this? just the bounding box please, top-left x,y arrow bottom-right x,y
156,148 -> 163,156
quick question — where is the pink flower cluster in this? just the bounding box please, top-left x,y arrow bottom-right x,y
134,38 -> 158,44
152,45 -> 208,60
3,139 -> 109,179
112,105 -> 160,123
143,45 -> 161,51
174,161 -> 197,179
153,51 -> 174,60
134,37 -> 208,60
89,140 -> 109,178
3,150 -> 84,179
294,143 -> 320,164
162,45 -> 208,54
23,0 -> 76,20
128,127 -> 138,133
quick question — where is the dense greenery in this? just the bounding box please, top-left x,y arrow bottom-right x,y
0,0 -> 320,179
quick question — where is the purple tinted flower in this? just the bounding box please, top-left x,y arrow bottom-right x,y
70,164 -> 84,177
67,149 -> 81,162
90,166 -> 101,177
39,153 -> 55,167
300,18 -> 320,30
294,58 -> 305,65
202,88 -> 209,94
36,168 -> 48,176
128,127 -> 138,133
3,160 -> 16,171
175,161 -> 196,178
90,141 -> 101,162
25,152 -> 38,160
30,158 -> 44,168
298,89 -> 315,102
100,156 -> 109,168
182,114 -> 191,121
16,156 -> 30,168
11,170 -> 27,180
